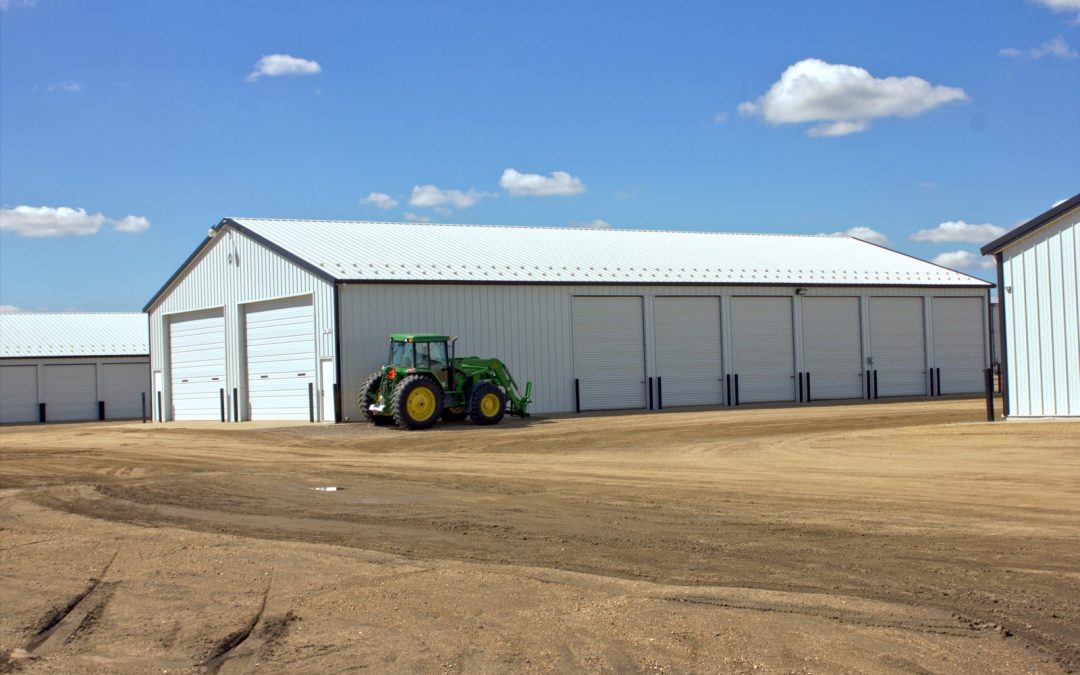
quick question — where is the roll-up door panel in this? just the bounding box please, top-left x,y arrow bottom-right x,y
730,297 -> 795,403
102,363 -> 150,419
0,365 -> 38,424
43,364 -> 97,421
933,297 -> 985,394
869,297 -> 926,397
572,296 -> 646,411
654,297 -> 723,406
801,297 -> 863,400
169,309 -> 227,420
245,296 -> 316,421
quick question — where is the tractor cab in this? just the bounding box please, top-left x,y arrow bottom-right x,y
387,333 -> 453,386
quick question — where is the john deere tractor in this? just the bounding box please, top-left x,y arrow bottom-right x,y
359,333 -> 532,430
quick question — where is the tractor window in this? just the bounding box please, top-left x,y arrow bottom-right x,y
389,341 -> 414,368
415,342 -> 431,368
429,342 -> 448,369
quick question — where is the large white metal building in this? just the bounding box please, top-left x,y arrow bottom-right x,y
0,313 -> 150,424
982,193 -> 1080,418
144,218 -> 993,422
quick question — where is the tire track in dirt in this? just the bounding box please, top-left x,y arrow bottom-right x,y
12,549 -> 119,664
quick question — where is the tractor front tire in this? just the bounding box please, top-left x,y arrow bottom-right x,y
359,372 -> 393,425
441,406 -> 468,422
392,375 -> 442,430
468,382 -> 506,426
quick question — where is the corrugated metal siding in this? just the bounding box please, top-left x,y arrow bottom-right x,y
338,283 -> 988,417
147,226 -> 334,421
1002,208 -> 1080,417
0,313 -> 147,358
232,218 -> 991,288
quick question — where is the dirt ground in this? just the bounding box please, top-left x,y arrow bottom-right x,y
1,398 -> 1078,674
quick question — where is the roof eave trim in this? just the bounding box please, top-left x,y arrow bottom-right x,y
142,222 -> 222,313
335,278 -> 993,288
142,218 -> 338,313
222,218 -> 338,285
980,193 -> 1080,255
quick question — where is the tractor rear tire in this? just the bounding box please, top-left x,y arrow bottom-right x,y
441,406 -> 468,422
468,382 -> 506,426
392,375 -> 442,430
359,372 -> 393,425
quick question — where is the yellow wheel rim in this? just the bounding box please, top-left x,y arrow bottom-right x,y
480,392 -> 501,417
406,387 -> 437,421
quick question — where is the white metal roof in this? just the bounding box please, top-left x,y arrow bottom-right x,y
0,313 -> 148,358
227,218 -> 990,287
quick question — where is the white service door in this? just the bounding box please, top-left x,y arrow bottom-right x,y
101,363 -> 150,419
654,297 -> 723,407
933,297 -> 986,394
169,309 -> 227,420
801,297 -> 863,400
44,364 -> 97,421
0,365 -> 38,424
572,296 -> 646,411
869,297 -> 927,397
320,359 -> 335,422
245,296 -> 317,421
730,297 -> 795,403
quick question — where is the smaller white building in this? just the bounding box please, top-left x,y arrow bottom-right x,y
0,313 -> 150,424
982,193 -> 1080,418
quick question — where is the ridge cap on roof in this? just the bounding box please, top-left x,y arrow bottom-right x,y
228,217 -> 866,239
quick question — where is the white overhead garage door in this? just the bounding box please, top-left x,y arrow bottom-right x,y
869,297 -> 926,397
654,297 -> 723,407
802,297 -> 863,400
101,363 -> 150,419
169,309 -> 227,421
572,296 -> 646,411
244,296 -> 316,421
933,297 -> 986,394
44,364 -> 97,421
0,365 -> 38,424
730,297 -> 795,403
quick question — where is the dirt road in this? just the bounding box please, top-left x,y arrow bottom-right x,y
2,399 -> 1078,673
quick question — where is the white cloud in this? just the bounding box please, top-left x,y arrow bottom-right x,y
1052,197 -> 1069,207
573,219 -> 612,229
113,215 -> 151,233
821,226 -> 890,246
0,304 -> 21,313
34,80 -> 84,93
409,185 -> 489,209
712,112 -> 729,124
0,205 -> 151,237
499,168 -> 586,197
999,36 -> 1077,60
0,206 -> 106,237
911,220 -> 1006,244
0,0 -> 37,10
246,54 -> 322,82
1031,0 -> 1080,20
739,58 -> 969,137
361,192 -> 398,210
931,250 -> 996,271
403,212 -> 432,223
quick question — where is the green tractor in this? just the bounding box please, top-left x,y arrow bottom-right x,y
359,333 -> 532,430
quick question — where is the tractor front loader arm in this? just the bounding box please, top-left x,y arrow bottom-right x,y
489,359 -> 532,418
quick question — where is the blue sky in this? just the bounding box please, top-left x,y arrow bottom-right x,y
1,0 -> 1077,311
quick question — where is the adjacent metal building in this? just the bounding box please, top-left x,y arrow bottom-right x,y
0,313 -> 150,424
982,193 -> 1080,418
145,218 -> 993,422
